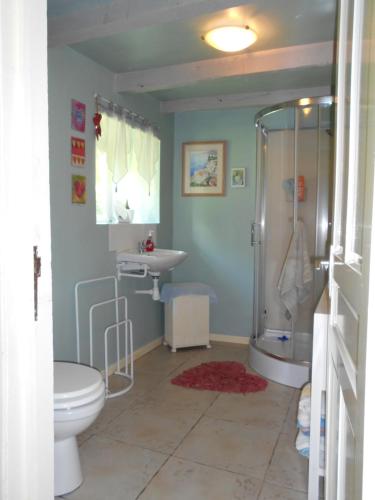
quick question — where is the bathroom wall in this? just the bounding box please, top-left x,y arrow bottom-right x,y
48,46 -> 174,366
172,108 -> 259,338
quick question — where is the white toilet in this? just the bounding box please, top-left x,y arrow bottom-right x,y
54,361 -> 105,496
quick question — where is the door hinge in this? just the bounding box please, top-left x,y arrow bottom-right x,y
34,246 -> 41,321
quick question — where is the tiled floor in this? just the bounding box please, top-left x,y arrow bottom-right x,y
58,342 -> 308,500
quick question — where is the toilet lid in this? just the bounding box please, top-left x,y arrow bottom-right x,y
54,362 -> 104,409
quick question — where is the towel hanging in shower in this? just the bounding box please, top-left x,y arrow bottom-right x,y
277,220 -> 313,321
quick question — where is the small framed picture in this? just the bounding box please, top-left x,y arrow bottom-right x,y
71,137 -> 85,167
231,168 -> 246,188
71,99 -> 86,132
72,175 -> 86,204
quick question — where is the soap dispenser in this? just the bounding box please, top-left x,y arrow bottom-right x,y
145,231 -> 155,252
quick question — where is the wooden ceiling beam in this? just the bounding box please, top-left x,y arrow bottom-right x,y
48,0 -> 248,47
159,86 -> 332,112
114,42 -> 334,93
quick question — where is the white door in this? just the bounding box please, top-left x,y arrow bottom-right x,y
326,0 -> 375,498
0,1 -> 54,499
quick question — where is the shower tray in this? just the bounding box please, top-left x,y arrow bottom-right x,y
249,331 -> 311,388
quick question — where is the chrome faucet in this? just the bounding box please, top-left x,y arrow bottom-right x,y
138,240 -> 146,254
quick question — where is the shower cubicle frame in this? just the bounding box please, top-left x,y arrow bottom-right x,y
249,96 -> 333,388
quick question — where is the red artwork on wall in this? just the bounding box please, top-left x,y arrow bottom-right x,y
71,137 -> 85,167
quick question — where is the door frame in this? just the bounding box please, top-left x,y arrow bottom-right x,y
0,1 -> 54,498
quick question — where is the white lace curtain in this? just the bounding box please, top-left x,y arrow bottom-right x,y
96,105 -> 160,224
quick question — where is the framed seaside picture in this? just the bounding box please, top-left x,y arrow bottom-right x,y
231,168 -> 246,188
182,141 -> 226,196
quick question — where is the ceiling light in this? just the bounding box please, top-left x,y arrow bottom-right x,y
299,98 -> 312,106
202,26 -> 257,53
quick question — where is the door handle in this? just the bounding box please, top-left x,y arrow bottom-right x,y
34,246 -> 41,321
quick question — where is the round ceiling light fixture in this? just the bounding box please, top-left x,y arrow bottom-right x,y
202,26 -> 257,53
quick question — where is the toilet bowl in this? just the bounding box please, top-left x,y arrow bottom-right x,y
54,361 -> 105,496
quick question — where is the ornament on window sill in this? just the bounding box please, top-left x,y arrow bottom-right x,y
93,111 -> 102,140
116,200 -> 134,223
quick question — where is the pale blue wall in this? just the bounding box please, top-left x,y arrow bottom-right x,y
172,108 -> 259,338
48,47 -> 174,366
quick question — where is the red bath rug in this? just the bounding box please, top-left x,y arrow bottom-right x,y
171,361 -> 268,394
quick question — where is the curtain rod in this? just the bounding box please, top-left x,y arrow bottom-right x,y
94,93 -> 160,133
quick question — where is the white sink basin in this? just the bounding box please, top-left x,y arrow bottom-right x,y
117,248 -> 187,273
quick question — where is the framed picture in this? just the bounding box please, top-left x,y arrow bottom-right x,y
72,175 -> 86,204
182,141 -> 226,196
71,99 -> 86,132
231,168 -> 246,188
71,137 -> 85,167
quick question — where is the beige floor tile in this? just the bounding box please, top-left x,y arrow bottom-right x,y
265,433 -> 308,492
145,378 -> 219,413
102,404 -> 201,454
108,369 -> 166,395
256,381 -> 295,404
103,369 -> 168,414
79,361 -> 178,445
69,342 -> 307,499
258,482 -> 308,500
77,402 -> 125,446
205,390 -> 289,431
195,343 -> 248,363
174,416 -> 278,479
66,435 -> 167,500
138,457 -> 262,500
134,345 -> 195,376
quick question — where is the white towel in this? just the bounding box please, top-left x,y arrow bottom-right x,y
277,221 -> 313,321
295,430 -> 325,468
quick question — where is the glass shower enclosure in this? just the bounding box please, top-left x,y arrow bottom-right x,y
249,97 -> 333,387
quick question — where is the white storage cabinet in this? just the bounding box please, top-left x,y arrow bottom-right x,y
164,294 -> 211,352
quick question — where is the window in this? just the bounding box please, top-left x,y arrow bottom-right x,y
95,98 -> 160,224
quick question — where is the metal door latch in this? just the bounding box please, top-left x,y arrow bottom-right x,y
311,257 -> 329,271
34,246 -> 41,321
251,222 -> 261,246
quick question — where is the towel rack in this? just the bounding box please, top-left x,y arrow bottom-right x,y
74,276 -> 134,399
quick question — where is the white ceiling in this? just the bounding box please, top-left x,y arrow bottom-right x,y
48,0 -> 337,111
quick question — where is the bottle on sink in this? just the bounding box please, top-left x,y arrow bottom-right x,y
145,231 -> 155,252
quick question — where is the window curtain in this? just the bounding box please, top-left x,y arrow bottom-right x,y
97,112 -> 129,185
127,125 -> 160,195
96,104 -> 160,224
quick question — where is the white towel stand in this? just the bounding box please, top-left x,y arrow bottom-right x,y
74,276 -> 134,399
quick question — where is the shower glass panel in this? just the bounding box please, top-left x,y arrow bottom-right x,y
252,97 -> 333,367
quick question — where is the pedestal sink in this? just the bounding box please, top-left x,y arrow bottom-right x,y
117,248 -> 187,274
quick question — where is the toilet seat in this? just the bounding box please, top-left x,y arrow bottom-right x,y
54,362 -> 105,410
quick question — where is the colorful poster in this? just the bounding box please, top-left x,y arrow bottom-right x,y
71,99 -> 86,132
71,137 -> 85,167
182,141 -> 226,196
72,175 -> 86,204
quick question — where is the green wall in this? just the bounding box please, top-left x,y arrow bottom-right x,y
48,46 -> 174,366
49,46 -> 259,361
172,108 -> 259,338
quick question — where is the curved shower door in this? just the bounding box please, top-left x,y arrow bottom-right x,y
252,99 -> 332,363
